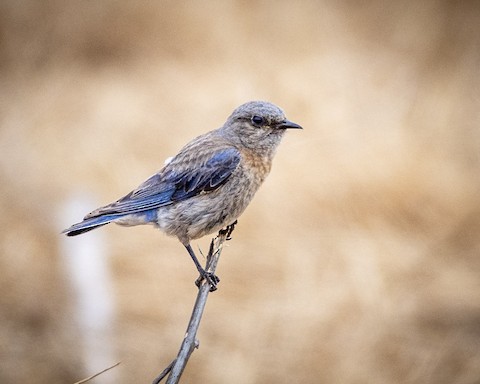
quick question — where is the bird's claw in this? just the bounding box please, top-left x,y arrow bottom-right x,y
195,271 -> 220,292
219,220 -> 237,241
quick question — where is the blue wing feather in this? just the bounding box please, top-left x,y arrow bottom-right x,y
84,147 -> 241,218
171,150 -> 240,201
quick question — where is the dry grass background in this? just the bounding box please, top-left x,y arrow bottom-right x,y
1,1 -> 480,383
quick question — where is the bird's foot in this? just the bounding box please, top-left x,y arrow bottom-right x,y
219,220 -> 237,241
195,270 -> 220,292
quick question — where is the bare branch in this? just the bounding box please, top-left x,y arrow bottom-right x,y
73,361 -> 121,384
152,222 -> 236,384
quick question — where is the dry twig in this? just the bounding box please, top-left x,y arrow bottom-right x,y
152,222 -> 236,384
73,361 -> 121,384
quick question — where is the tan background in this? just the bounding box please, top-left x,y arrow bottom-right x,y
1,1 -> 480,383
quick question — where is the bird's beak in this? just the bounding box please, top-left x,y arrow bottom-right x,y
278,119 -> 302,130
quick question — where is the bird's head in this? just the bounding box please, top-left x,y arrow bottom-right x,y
221,101 -> 302,154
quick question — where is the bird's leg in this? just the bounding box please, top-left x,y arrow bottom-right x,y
184,244 -> 219,292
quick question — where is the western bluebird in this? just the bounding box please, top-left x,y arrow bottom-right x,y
63,101 -> 302,288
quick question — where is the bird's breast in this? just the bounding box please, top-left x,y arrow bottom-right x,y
239,150 -> 272,186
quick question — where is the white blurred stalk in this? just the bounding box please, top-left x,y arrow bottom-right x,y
59,195 -> 117,383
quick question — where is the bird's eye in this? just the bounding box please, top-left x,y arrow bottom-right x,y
251,115 -> 264,126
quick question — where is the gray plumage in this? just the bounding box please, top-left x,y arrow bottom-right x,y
63,100 -> 301,285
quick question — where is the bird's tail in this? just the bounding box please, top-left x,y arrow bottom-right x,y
62,214 -> 123,236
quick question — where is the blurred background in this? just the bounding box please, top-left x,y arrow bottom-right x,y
1,1 -> 479,383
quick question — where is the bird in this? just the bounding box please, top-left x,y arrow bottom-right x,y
63,100 -> 302,289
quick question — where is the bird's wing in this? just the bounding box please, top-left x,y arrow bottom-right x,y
84,147 -> 241,219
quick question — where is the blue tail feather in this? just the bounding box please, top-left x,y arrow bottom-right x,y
63,214 -> 124,236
